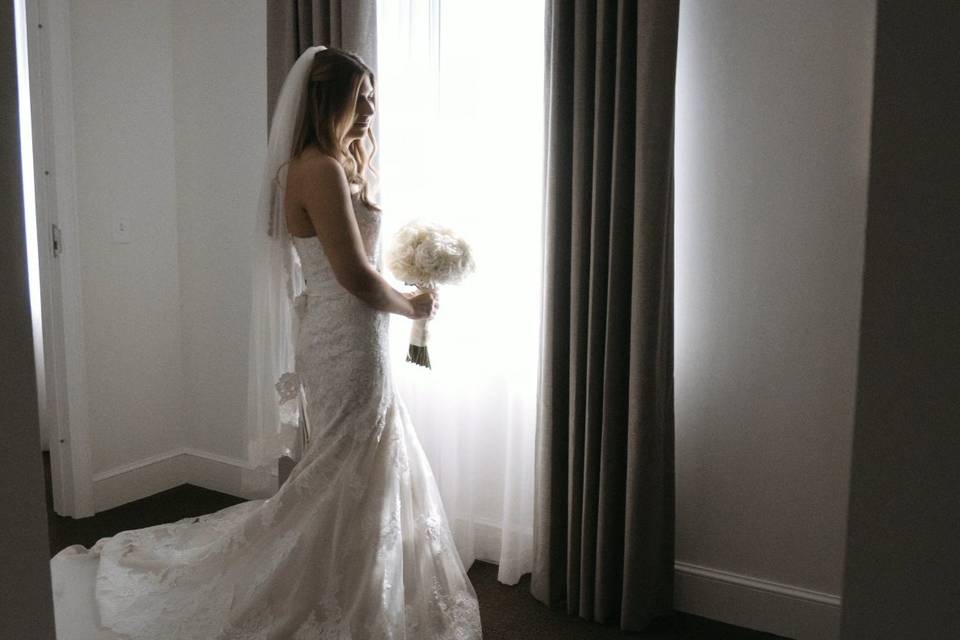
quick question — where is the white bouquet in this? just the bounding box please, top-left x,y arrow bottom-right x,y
387,220 -> 476,368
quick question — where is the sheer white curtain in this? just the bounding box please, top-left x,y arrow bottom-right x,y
375,0 -> 544,585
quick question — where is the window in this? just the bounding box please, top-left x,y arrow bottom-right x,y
375,0 -> 545,583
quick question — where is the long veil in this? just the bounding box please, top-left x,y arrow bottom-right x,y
242,45 -> 326,496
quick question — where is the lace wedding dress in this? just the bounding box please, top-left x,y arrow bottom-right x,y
49,193 -> 482,640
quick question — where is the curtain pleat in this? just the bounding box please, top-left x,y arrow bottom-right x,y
533,0 -> 679,631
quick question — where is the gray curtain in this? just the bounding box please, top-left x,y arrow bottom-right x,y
532,0 -> 679,632
266,0 -> 378,126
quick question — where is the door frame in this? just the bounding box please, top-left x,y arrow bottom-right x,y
20,0 -> 94,518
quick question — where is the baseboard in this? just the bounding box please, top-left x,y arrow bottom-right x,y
92,447 -> 265,512
674,561 -> 842,640
181,447 -> 272,501
92,449 -> 188,512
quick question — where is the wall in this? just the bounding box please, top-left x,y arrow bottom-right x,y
70,0 -> 185,479
673,2 -> 875,638
0,1 -> 56,635
840,3 -> 960,637
172,0 -> 266,463
61,0 -> 267,509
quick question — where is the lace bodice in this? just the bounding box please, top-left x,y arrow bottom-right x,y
290,194 -> 393,448
293,192 -> 383,297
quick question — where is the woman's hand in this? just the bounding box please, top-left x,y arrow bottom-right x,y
404,289 -> 439,320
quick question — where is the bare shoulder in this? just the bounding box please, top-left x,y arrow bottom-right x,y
289,148 -> 347,191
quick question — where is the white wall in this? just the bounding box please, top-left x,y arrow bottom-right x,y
673,2 -> 875,638
172,0 -> 266,462
70,0 -> 185,474
63,0 -> 266,508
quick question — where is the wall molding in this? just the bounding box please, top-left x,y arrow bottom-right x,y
92,447 -> 267,512
35,0 -> 97,519
674,561 -> 842,640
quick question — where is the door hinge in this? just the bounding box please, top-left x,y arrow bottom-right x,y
51,223 -> 62,257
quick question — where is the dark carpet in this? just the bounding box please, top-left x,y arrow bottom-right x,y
43,452 -> 783,639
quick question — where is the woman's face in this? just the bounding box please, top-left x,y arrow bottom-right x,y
346,74 -> 375,140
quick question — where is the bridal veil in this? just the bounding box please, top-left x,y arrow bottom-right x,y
243,45 -> 326,495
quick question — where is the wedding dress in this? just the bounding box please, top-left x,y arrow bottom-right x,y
49,192 -> 483,640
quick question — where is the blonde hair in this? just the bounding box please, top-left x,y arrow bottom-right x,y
288,47 -> 380,211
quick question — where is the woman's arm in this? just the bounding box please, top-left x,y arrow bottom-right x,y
292,154 -> 417,318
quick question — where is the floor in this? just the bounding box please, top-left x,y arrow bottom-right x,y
44,452 -> 784,639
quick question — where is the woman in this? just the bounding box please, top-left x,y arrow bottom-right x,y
50,46 -> 482,640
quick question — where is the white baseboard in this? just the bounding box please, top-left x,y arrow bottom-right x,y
674,561 -> 842,640
92,449 -> 187,512
92,447 -> 265,512
180,447 -> 269,500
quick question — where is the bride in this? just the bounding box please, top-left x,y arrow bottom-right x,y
49,45 -> 483,640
